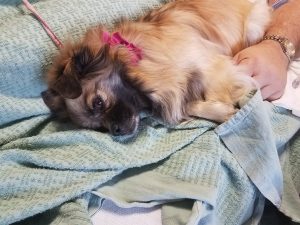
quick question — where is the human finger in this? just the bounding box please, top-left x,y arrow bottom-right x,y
252,73 -> 270,89
234,57 -> 255,77
260,85 -> 282,100
266,91 -> 283,101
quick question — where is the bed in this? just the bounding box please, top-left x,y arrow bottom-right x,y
0,1 -> 300,225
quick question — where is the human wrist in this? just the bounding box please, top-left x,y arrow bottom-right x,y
260,39 -> 290,67
266,0 -> 300,58
263,34 -> 296,62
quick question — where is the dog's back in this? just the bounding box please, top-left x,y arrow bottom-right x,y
115,0 -> 270,123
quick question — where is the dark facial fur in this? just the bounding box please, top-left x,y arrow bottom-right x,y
43,44 -> 150,136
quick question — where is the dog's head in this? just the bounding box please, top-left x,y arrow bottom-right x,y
42,28 -> 151,136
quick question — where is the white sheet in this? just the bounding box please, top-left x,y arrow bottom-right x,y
273,59 -> 300,117
92,199 -> 162,225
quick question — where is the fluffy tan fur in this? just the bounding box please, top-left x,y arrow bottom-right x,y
43,0 -> 270,135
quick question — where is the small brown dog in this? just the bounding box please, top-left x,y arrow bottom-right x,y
42,0 -> 270,136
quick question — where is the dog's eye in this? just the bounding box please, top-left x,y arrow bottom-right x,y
92,96 -> 104,112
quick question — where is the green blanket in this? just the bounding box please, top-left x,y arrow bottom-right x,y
1,1 -> 300,225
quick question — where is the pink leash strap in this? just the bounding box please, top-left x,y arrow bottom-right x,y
22,0 -> 63,49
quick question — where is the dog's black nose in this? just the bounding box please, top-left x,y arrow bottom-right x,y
111,124 -> 122,136
109,118 -> 138,136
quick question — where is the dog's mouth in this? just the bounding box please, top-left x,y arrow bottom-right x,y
104,114 -> 140,136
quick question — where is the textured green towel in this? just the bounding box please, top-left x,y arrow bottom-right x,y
1,1 -> 300,225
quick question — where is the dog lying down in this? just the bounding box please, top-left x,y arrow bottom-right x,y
42,0 -> 270,136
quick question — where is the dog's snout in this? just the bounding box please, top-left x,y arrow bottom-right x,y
111,123 -> 123,136
109,115 -> 139,136
105,102 -> 140,136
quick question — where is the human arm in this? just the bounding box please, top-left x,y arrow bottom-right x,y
234,0 -> 300,101
266,0 -> 300,58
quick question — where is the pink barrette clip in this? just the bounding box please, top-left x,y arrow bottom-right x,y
102,31 -> 142,64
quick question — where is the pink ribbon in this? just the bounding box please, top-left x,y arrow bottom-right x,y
102,31 -> 142,64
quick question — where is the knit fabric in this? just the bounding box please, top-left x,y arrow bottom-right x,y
1,1 -> 300,225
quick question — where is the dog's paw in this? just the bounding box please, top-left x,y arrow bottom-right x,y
222,108 -> 239,122
237,89 -> 257,108
187,100 -> 238,123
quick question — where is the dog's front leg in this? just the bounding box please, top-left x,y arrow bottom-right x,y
186,100 -> 237,123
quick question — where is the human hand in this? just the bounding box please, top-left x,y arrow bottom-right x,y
234,40 -> 289,101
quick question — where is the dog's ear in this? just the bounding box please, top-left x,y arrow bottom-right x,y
51,60 -> 83,99
41,89 -> 68,119
73,45 -> 110,77
72,46 -> 95,77
48,41 -> 110,99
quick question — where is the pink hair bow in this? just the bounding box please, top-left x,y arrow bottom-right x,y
102,31 -> 142,64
